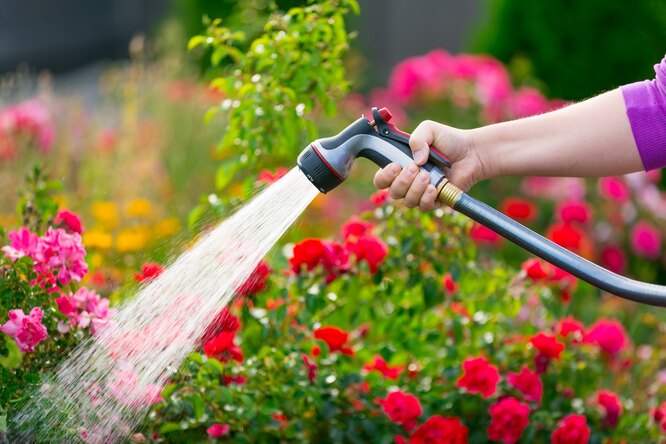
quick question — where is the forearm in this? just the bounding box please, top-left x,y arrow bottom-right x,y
471,88 -> 643,179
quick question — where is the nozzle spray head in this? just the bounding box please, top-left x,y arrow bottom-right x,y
297,107 -> 452,193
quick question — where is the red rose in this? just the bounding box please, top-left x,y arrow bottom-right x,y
222,375 -> 247,386
557,200 -> 591,225
314,326 -> 354,355
409,415 -> 469,444
530,333 -> 565,360
290,238 -> 327,272
55,209 -> 84,234
584,319 -> 629,355
363,356 -> 404,380
443,273 -> 458,294
469,223 -> 501,245
556,317 -> 585,341
236,261 -> 270,296
301,353 -> 317,384
521,258 -> 550,281
371,189 -> 391,206
200,307 -> 240,345
501,197 -> 537,222
547,223 -> 581,249
379,390 -> 422,431
595,390 -> 622,428
551,414 -> 590,444
653,401 -> 666,431
507,367 -> 543,404
203,331 -> 243,363
347,234 -> 388,273
341,217 -> 375,240
486,397 -> 530,444
257,167 -> 288,184
456,356 -> 500,399
134,262 -> 164,283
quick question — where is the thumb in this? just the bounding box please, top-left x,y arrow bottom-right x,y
409,120 -> 441,165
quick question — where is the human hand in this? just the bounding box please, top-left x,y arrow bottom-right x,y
372,120 -> 488,210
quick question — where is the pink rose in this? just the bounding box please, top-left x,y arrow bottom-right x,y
0,307 -> 48,352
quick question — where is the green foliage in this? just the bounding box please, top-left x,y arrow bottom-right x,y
144,203 -> 665,442
190,0 -> 358,173
471,0 -> 666,99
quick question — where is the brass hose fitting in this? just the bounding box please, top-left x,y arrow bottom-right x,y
436,179 -> 463,208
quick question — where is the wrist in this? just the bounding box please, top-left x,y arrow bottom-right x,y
466,126 -> 501,181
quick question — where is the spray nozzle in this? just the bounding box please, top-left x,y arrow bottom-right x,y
297,107 -> 451,194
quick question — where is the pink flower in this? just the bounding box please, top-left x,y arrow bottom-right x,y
56,287 -> 115,334
107,365 -> 163,408
258,168 -> 289,185
2,227 -> 39,260
598,177 -> 629,203
595,390 -> 622,428
557,200 -> 592,225
0,307 -> 48,352
600,245 -> 626,274
630,221 -> 662,259
207,424 -> 230,438
509,87 -> 549,118
0,99 -> 55,151
34,227 -> 88,286
584,319 -> 629,356
54,209 -> 83,234
508,367 -> 543,404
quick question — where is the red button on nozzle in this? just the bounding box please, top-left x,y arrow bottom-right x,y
378,107 -> 392,122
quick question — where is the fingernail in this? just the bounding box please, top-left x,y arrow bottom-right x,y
414,151 -> 426,164
419,172 -> 429,182
389,163 -> 400,174
407,163 -> 418,174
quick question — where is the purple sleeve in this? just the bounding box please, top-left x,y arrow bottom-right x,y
621,55 -> 666,171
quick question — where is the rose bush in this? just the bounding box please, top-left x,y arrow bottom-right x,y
133,190 -> 666,443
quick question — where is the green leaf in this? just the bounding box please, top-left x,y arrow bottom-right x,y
0,335 -> 22,369
158,422 -> 184,434
191,394 -> 206,421
187,205 -> 205,232
188,35 -> 208,50
215,161 -> 239,191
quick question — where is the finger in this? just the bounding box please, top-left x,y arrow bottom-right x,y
373,163 -> 401,189
409,120 -> 439,165
404,171 -> 430,208
419,185 -> 439,211
389,163 -> 419,199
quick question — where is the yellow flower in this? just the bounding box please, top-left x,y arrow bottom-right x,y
116,226 -> 151,252
92,201 -> 119,229
89,252 -> 104,269
83,230 -> 113,250
154,217 -> 180,238
125,198 -> 153,218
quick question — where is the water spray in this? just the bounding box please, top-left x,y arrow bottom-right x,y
298,107 -> 666,307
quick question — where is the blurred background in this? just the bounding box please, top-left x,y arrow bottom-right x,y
1,0 -> 666,285
2,0 -> 665,98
